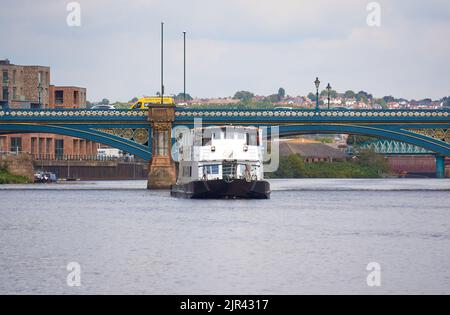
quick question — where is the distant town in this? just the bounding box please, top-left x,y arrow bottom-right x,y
96,88 -> 450,111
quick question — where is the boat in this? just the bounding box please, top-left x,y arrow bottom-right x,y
171,125 -> 271,199
33,170 -> 57,183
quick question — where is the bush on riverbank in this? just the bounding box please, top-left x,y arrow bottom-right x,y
0,167 -> 31,184
268,150 -> 390,178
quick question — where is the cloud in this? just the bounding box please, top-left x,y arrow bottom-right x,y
1,0 -> 449,101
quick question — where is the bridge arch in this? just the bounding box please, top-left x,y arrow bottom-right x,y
277,124 -> 450,157
0,124 -> 151,160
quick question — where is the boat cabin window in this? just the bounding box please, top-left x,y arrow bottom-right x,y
222,162 -> 237,178
203,164 -> 219,175
246,130 -> 259,146
202,135 -> 212,146
212,131 -> 221,140
182,166 -> 192,177
221,127 -> 235,140
236,130 -> 246,140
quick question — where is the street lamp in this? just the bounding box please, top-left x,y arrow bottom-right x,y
314,77 -> 320,110
326,83 -> 332,109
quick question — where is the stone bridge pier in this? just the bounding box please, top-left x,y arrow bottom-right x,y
147,105 -> 177,189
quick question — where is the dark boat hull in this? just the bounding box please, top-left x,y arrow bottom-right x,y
171,179 -> 271,199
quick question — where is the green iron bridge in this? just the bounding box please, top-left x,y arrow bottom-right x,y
1,107 -> 450,184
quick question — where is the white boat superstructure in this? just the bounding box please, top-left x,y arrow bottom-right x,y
176,125 -> 265,184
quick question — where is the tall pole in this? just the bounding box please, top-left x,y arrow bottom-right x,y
183,31 -> 186,102
160,22 -> 164,105
316,87 -> 319,110
314,77 -> 320,111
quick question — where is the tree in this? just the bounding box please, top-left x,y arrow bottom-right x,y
382,95 -> 395,103
130,97 -> 138,103
307,92 -> 316,102
344,90 -> 355,99
233,91 -> 254,103
277,87 -> 286,101
175,92 -> 193,101
100,98 -> 110,105
442,96 -> 450,108
265,94 -> 279,103
320,89 -> 337,98
355,91 -> 372,102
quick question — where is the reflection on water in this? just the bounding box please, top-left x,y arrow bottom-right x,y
0,179 -> 450,294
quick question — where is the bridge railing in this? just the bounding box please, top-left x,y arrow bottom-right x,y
31,153 -> 142,162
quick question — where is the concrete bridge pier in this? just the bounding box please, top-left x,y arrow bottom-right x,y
147,105 -> 177,189
435,154 -> 446,178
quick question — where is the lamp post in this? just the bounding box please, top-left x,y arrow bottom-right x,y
183,30 -> 186,102
314,77 -> 320,110
326,83 -> 332,109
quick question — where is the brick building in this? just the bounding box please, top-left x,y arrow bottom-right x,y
49,85 -> 87,109
0,59 -> 98,157
1,59 -> 50,109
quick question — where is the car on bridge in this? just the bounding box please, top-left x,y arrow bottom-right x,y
130,97 -> 174,109
90,104 -> 115,110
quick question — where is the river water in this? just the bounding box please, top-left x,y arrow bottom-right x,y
1,179 -> 449,294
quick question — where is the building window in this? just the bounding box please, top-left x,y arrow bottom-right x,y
55,90 -> 64,104
2,71 -> 8,83
12,87 -> 16,100
2,87 -> 8,100
0,136 -> 6,152
74,90 -> 79,105
55,139 -> 64,158
10,137 -> 22,153
31,138 -> 36,155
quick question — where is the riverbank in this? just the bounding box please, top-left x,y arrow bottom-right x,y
0,168 -> 31,184
268,151 -> 390,179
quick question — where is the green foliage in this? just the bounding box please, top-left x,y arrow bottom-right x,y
233,91 -> 254,103
442,96 -> 450,108
374,98 -> 387,108
307,92 -> 316,102
355,91 -> 373,102
100,98 -> 110,105
268,150 -> 390,178
320,89 -> 337,98
344,90 -> 355,99
346,135 -> 377,145
271,154 -> 306,178
174,93 -> 193,101
0,169 -> 30,184
130,97 -> 138,103
277,87 -> 285,101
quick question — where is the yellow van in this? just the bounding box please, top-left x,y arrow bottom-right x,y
130,97 -> 174,109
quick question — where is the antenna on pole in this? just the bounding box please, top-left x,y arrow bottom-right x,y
183,31 -> 186,102
161,21 -> 164,105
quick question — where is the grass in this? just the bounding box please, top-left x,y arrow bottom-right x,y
0,168 -> 31,184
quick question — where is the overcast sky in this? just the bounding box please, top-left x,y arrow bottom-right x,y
1,0 -> 449,101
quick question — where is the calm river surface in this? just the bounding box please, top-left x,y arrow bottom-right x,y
1,179 -> 450,294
